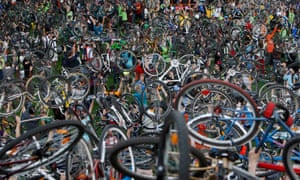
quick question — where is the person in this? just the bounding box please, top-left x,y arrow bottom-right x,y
22,55 -> 33,80
248,148 -> 287,179
133,80 -> 147,108
106,76 -> 128,97
134,57 -> 144,82
62,42 -> 80,69
132,1 -> 143,24
264,24 -> 278,66
248,148 -> 260,175
283,67 -> 298,89
0,56 -> 5,80
89,16 -> 105,36
118,2 -> 128,25
3,61 -> 14,80
49,30 -> 59,65
20,103 -> 40,133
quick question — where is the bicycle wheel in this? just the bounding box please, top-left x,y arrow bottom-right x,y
257,82 -> 277,98
141,80 -> 172,120
282,136 -> 300,179
25,75 -> 46,102
259,84 -> 299,115
189,88 -> 234,119
252,23 -> 267,39
157,110 -> 190,180
86,48 -> 103,72
119,93 -> 142,123
143,53 -> 166,77
174,79 -> 260,148
230,26 -> 242,40
67,72 -> 90,100
98,124 -> 133,180
66,139 -> 95,180
109,136 -> 158,180
0,120 -> 85,178
178,54 -> 198,73
116,50 -> 137,72
109,136 -> 208,180
39,75 -> 69,108
66,102 -> 97,138
0,82 -> 24,117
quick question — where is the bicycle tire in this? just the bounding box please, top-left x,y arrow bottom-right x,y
25,75 -> 46,102
97,124 -> 133,179
116,50 -> 137,72
0,120 -> 85,177
109,136 -> 208,180
174,79 -> 260,148
259,84 -> 299,115
109,136 -> 158,180
67,72 -> 90,100
86,48 -> 103,72
257,82 -> 277,98
282,136 -> 300,179
0,82 -> 24,117
157,110 -> 190,180
119,93 -> 143,123
143,53 -> 166,77
141,80 -> 172,120
39,75 -> 69,108
66,139 -> 95,180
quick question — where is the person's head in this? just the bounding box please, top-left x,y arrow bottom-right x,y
67,50 -> 73,57
40,107 -> 48,115
28,107 -> 35,115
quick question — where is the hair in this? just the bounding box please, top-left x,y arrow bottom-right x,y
28,107 -> 35,115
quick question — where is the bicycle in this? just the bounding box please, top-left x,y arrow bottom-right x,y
0,120 -> 85,179
282,135 -> 300,179
61,66 -> 91,101
143,53 -> 204,87
65,101 -> 135,180
108,110 -> 192,180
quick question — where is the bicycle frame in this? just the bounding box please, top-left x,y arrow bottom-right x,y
254,118 -> 295,153
257,162 -> 300,174
158,58 -> 192,85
